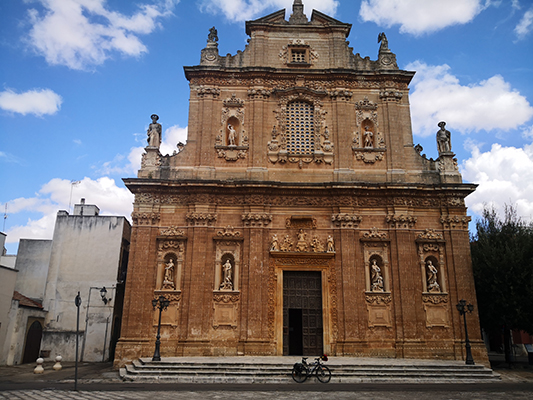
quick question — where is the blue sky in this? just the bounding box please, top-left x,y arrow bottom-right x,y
1,0 -> 533,254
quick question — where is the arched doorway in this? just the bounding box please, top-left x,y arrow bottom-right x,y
22,320 -> 43,364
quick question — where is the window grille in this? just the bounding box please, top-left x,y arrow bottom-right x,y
291,49 -> 307,63
286,101 -> 314,155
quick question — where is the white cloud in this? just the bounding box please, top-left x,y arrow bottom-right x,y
199,0 -> 338,22
462,142 -> 533,221
0,88 -> 62,116
359,0 -> 484,35
515,7 -> 533,39
25,0 -> 178,70
160,125 -> 188,156
5,177 -> 134,244
406,61 -> 533,137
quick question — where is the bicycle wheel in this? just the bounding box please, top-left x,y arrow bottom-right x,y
291,363 -> 308,383
316,364 -> 331,383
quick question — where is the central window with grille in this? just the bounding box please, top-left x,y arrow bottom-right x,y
286,101 -> 314,155
291,49 -> 307,63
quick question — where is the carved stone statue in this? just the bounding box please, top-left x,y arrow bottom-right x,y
311,236 -> 324,253
147,114 -> 162,148
227,124 -> 236,146
162,258 -> 175,289
219,259 -> 233,290
436,121 -> 452,154
296,229 -> 308,252
270,234 -> 280,251
370,259 -> 384,292
364,126 -> 373,148
426,260 -> 440,292
378,32 -> 389,52
326,235 -> 334,252
280,234 -> 293,252
208,26 -> 218,43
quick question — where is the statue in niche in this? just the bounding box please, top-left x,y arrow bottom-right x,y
227,124 -> 236,146
370,259 -> 384,292
270,234 -> 280,251
296,229 -> 308,252
162,258 -> 175,290
219,259 -> 233,290
326,235 -> 335,253
363,125 -> 374,148
426,260 -> 441,292
324,126 -> 330,140
378,32 -> 389,52
280,234 -> 293,252
147,114 -> 162,148
208,26 -> 218,42
311,236 -> 324,253
436,121 -> 452,155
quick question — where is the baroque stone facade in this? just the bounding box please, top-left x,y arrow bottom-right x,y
115,1 -> 487,366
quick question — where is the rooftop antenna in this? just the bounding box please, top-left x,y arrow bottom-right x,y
69,181 -> 81,214
2,203 -> 7,232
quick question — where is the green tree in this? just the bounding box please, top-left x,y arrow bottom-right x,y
470,205 -> 533,350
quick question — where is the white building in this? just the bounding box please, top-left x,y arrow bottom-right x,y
0,200 -> 130,364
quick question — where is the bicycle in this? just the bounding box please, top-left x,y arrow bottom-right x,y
291,354 -> 331,383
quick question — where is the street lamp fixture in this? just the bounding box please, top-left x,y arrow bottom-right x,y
152,295 -> 170,361
100,287 -> 109,305
456,299 -> 475,365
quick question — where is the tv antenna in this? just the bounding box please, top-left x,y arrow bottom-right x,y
2,203 -> 7,232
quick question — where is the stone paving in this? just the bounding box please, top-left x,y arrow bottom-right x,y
1,389 -> 533,400
1,358 -> 532,399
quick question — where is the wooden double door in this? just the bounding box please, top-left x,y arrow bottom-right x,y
283,271 -> 323,356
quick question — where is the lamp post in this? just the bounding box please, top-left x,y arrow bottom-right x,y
152,295 -> 170,361
456,299 -> 475,365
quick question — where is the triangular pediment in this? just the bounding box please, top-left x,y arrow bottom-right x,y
246,9 -> 286,35
311,10 -> 351,36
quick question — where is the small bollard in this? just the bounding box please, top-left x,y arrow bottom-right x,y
34,357 -> 44,374
53,355 -> 62,371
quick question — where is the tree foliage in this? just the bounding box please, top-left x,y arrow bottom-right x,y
471,205 -> 533,335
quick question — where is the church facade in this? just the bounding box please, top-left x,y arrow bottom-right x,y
115,1 -> 488,365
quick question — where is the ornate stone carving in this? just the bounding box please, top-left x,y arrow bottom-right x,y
216,94 -> 249,161
146,114 -> 162,148
213,292 -> 240,303
160,226 -> 186,237
331,213 -> 362,228
310,236 -> 324,252
379,89 -> 403,102
132,212 -> 160,226
280,234 -> 293,252
328,90 -> 352,101
353,97 -> 385,163
242,213 -> 272,227
154,290 -> 181,303
286,216 -> 317,230
386,214 -> 417,229
268,91 -> 332,166
422,293 -> 448,304
416,229 -> 443,240
162,258 -> 175,290
186,212 -> 217,226
216,226 -> 242,238
365,293 -> 392,304
247,88 -> 271,99
196,87 -> 220,98
440,215 -> 471,230
362,227 -> 388,239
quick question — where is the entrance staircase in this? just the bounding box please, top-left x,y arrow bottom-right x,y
119,356 -> 500,383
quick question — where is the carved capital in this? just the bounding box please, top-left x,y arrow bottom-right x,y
365,293 -> 392,304
132,212 -> 160,226
422,293 -> 448,304
216,226 -> 242,238
242,213 -> 272,227
386,214 -> 417,229
331,213 -> 362,228
440,215 -> 471,230
186,212 -> 217,226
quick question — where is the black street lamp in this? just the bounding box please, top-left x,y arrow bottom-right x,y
456,299 -> 475,365
152,295 -> 170,362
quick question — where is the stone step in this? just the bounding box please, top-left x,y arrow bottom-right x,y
120,357 -> 500,383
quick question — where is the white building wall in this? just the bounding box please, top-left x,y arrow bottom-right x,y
40,211 -> 129,362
